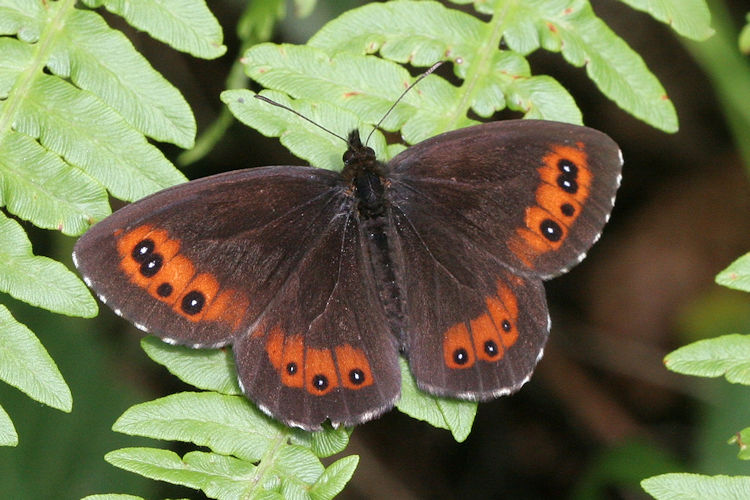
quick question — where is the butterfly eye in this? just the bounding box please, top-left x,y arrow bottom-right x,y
557,158 -> 578,175
343,150 -> 354,165
540,219 -> 563,242
452,348 -> 470,365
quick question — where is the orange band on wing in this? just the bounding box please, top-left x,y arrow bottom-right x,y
335,344 -> 373,389
305,347 -> 338,395
441,279 -> 522,370
443,322 -> 476,369
510,142 -> 593,268
114,225 -> 248,331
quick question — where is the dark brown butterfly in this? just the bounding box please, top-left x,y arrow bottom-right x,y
73,118 -> 622,430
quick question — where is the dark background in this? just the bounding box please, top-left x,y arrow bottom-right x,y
1,0 -> 749,498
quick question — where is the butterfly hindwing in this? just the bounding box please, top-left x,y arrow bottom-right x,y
234,208 -> 400,429
73,166 -> 401,430
387,205 -> 549,397
385,120 -> 622,397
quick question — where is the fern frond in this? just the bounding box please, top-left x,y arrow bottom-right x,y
0,0 -> 223,444
105,338 -> 356,499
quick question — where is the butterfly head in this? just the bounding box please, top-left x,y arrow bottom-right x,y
342,129 -> 380,180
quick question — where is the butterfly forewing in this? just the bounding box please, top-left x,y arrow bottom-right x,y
387,120 -> 623,279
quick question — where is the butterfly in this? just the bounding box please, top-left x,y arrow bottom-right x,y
73,118 -> 622,431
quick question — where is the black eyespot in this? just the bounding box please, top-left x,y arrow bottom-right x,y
558,159 -> 578,175
181,290 -> 205,315
557,174 -> 578,194
349,368 -> 365,385
312,374 -> 329,391
286,362 -> 298,375
453,348 -> 469,365
139,254 -> 163,277
484,340 -> 499,357
540,219 -> 563,242
502,319 -> 512,332
560,203 -> 575,217
131,239 -> 154,263
156,283 -> 173,297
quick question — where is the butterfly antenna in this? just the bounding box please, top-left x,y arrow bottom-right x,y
253,94 -> 350,146
364,60 -> 444,146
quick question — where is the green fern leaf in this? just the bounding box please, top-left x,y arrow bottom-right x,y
308,1 -> 676,132
0,212 -> 96,316
49,7 -> 196,148
108,422 -> 349,497
113,392 -> 283,461
15,71 -> 186,201
309,456 -> 359,500
82,0 -> 227,59
618,0 -> 713,41
396,358 -> 477,442
502,0 -> 678,132
642,473 -> 750,499
0,403 -> 17,446
307,425 -> 352,458
240,43 -> 455,135
0,305 -> 72,411
224,87 -> 392,171
0,130 -> 110,235
110,388 -> 357,495
140,336 -> 241,395
716,252 -> 750,292
0,38 -> 31,95
309,1 -> 581,125
664,334 -> 750,384
105,447 -> 257,498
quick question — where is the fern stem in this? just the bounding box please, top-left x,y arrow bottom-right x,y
244,427 -> 291,498
443,0 -> 512,130
0,0 -> 77,144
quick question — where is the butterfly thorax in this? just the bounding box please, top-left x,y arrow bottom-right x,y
341,130 -> 405,337
342,130 -> 387,219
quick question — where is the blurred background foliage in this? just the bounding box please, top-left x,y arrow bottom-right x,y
2,0 -> 750,498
